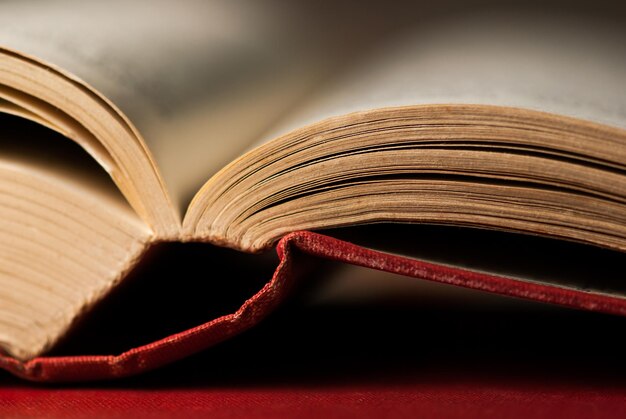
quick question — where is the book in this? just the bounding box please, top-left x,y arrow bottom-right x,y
1,1 -> 626,381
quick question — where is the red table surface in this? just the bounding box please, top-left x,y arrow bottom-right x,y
2,383 -> 625,419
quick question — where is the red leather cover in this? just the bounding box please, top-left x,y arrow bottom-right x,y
1,230 -> 625,382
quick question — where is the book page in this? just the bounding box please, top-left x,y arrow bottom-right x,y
3,3 -> 625,214
0,0 -> 311,211
0,0 -> 407,211
0,112 -> 150,359
262,11 -> 626,143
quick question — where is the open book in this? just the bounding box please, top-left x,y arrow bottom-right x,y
1,1 -> 626,381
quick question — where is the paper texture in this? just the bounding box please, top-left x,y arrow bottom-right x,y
0,0 -> 333,209
1,4 -> 625,209
265,12 -> 626,140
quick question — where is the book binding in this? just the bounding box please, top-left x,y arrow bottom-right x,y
2,231 -> 625,382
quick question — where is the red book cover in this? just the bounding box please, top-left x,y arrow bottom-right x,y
2,230 -> 624,383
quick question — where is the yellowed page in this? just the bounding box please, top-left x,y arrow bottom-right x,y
0,1 -> 281,210
0,0 -> 389,211
0,113 -> 151,359
3,3 -> 625,215
263,11 -> 626,142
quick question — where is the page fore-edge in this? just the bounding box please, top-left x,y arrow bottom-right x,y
1,230 -> 624,382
